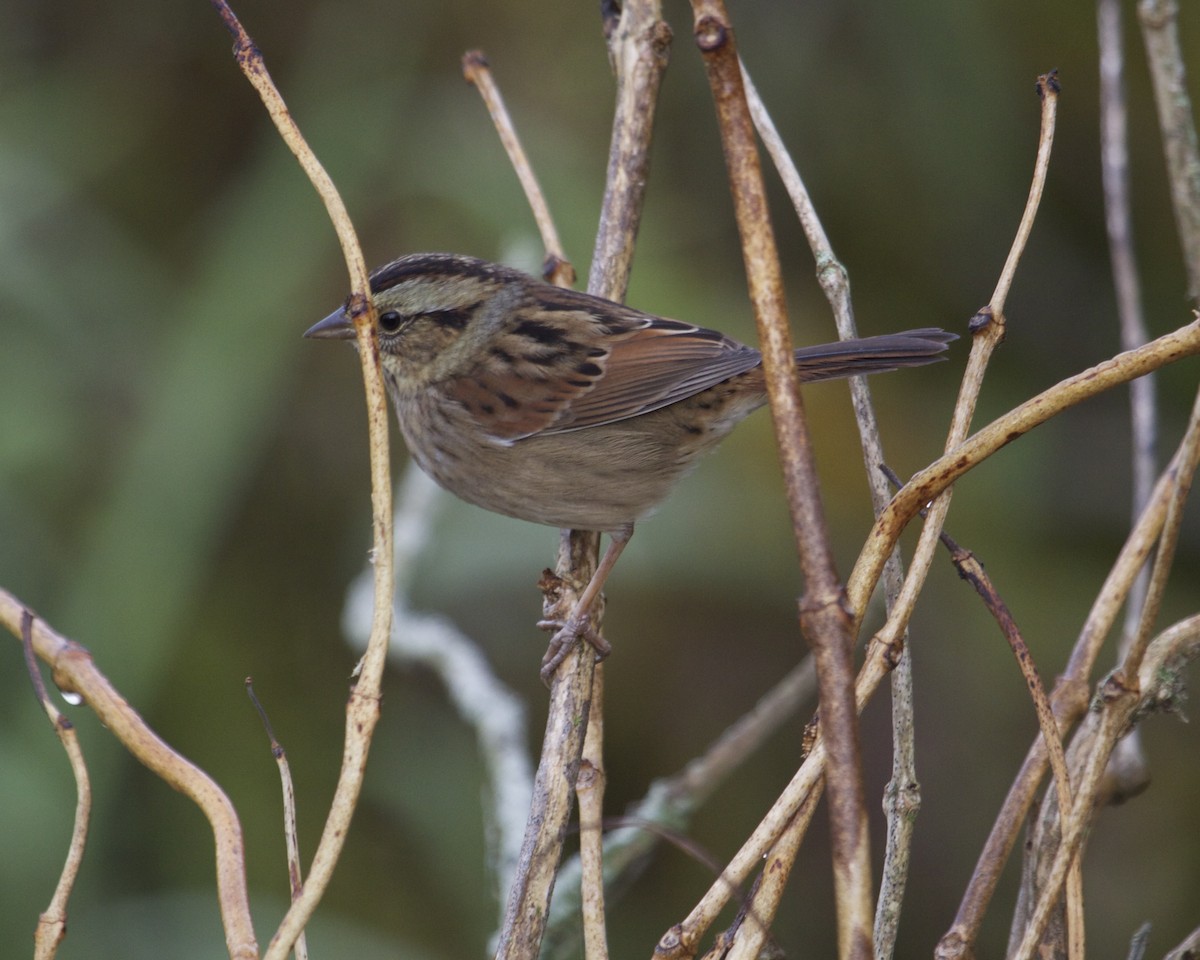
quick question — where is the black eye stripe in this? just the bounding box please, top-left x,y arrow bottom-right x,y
376,304 -> 478,334
425,307 -> 473,330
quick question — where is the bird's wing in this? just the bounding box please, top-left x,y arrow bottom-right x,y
444,295 -> 760,441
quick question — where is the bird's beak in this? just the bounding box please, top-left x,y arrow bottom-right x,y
304,307 -> 356,340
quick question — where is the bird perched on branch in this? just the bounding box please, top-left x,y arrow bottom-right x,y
307,253 -> 955,681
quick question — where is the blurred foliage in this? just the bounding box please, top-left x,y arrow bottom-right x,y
1,1 -> 1198,957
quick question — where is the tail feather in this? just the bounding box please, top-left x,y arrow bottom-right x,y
794,328 -> 957,383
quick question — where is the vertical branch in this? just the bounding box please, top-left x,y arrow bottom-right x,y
743,66 -> 922,960
495,3 -> 670,957
588,0 -> 673,301
577,669 -> 610,960
689,5 -> 873,958
245,680 -> 309,960
207,5 -> 395,958
1099,0 -> 1158,564
1099,0 -> 1158,807
1138,0 -> 1200,300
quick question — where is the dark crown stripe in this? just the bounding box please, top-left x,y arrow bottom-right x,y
369,253 -> 521,294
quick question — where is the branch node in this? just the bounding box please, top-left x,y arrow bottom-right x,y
693,15 -> 729,53
968,305 -> 996,334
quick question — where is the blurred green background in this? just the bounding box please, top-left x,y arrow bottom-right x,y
2,1 -> 1198,957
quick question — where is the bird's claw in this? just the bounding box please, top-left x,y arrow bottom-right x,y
537,613 -> 611,685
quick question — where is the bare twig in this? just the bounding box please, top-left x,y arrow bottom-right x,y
22,609 -> 92,960
578,670 -> 609,960
1138,0 -> 1200,300
2,592 -> 256,959
207,5 -> 395,958
462,50 -> 575,287
246,680 -> 308,960
941,538 -> 1083,960
1127,922 -> 1153,960
1099,0 -> 1157,624
1114,401 -> 1196,684
723,795 -> 821,960
496,592 -> 598,960
1010,389 -> 1200,960
545,658 -> 816,955
849,316 -> 1197,631
854,72 -> 1059,689
690,6 -> 873,957
589,0 -> 672,300
1100,0 -> 1158,811
494,4 -> 670,956
1012,611 -> 1200,960
341,462 -> 533,914
743,63 -> 923,960
944,382 -> 1200,960
669,316 -> 1200,960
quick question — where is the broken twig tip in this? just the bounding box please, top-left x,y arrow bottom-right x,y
1037,69 -> 1061,99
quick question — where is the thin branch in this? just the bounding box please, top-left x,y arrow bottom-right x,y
2,593 -> 256,959
462,50 -> 576,286
341,462 -> 533,914
207,6 -> 395,959
941,537 -> 1083,960
1011,388 -> 1200,960
545,658 -> 816,956
690,6 -> 873,957
1138,0 -> 1200,300
495,4 -> 670,956
992,71 -> 1060,320
1114,414 -> 1196,683
1099,0 -> 1158,632
1012,614 -> 1200,960
1100,0 -> 1159,811
588,0 -> 673,300
246,680 -> 308,960
665,314 -> 1200,960
941,381 -> 1200,959
743,63 -> 923,960
861,71 -> 1059,672
848,316 -> 1198,628
1127,922 -> 1153,960
723,794 -> 822,960
578,670 -> 609,960
23,610 -> 92,960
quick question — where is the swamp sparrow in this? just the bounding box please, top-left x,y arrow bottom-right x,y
307,253 -> 955,680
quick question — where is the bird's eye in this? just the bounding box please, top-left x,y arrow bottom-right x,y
378,310 -> 405,334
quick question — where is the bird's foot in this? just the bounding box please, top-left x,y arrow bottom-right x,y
537,613 -> 611,685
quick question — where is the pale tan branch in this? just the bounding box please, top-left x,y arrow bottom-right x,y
462,50 -> 575,286
22,609 -> 92,960
2,591 -> 256,960
208,5 -> 395,959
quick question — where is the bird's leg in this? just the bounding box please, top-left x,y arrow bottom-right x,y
538,523 -> 634,684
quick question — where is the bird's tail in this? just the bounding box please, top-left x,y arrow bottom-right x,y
793,328 -> 958,382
